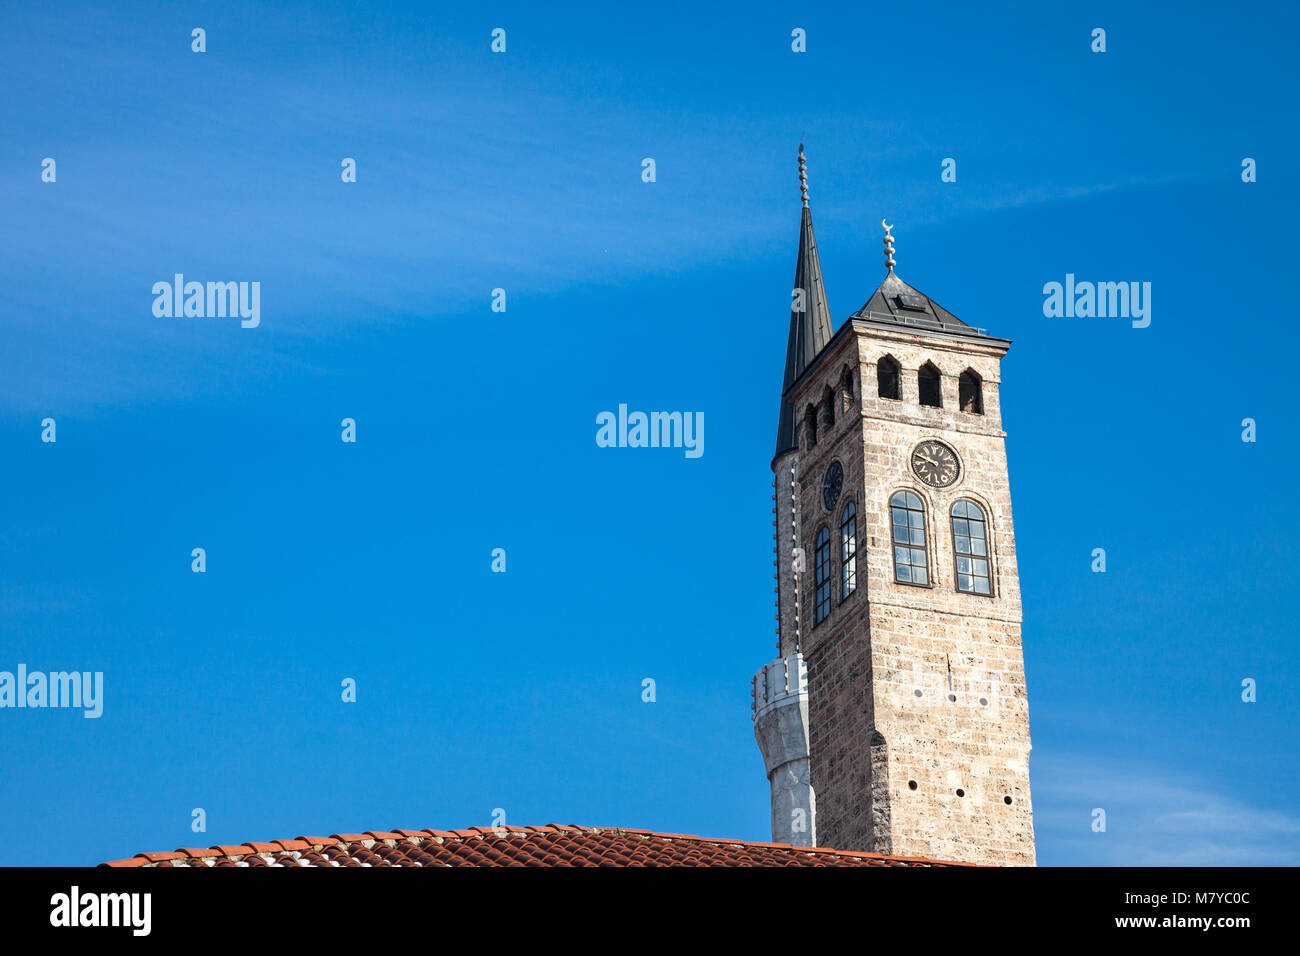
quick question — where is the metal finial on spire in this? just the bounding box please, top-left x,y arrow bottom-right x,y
882,218 -> 896,272
798,144 -> 809,207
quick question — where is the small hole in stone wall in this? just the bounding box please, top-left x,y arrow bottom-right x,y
914,689 -> 923,697
955,788 -> 965,797
979,697 -> 988,706
1004,796 -> 1013,805
908,780 -> 918,790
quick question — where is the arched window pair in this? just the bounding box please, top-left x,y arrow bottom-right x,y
806,368 -> 856,450
876,356 -> 983,415
813,501 -> 858,626
890,492 -> 991,595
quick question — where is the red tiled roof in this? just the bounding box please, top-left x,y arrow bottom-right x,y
101,824 -> 971,868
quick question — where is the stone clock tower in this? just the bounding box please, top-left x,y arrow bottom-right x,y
751,148 -> 1035,866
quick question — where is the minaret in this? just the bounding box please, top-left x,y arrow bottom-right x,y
751,145 -> 833,847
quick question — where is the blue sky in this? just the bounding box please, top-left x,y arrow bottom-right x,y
1,0 -> 1297,866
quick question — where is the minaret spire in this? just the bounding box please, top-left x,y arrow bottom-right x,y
882,218 -> 896,272
774,144 -> 834,459
756,145 -> 828,849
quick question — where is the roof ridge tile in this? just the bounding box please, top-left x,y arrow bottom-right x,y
296,836 -> 342,847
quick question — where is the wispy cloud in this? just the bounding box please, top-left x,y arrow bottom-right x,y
1033,752 -> 1300,866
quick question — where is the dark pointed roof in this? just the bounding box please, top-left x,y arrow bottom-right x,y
852,271 -> 986,339
774,203 -> 834,458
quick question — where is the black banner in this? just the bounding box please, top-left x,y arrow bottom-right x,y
0,865 -> 1279,942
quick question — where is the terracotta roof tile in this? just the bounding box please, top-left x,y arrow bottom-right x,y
271,839 -> 311,852
102,824 -> 970,868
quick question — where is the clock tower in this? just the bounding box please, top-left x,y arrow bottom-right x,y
752,149 -> 1036,866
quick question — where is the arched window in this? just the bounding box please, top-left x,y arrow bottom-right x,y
959,369 -> 984,415
890,491 -> 929,586
839,366 -> 855,415
877,355 -> 901,400
918,362 -> 942,407
951,500 -> 991,594
822,385 -> 836,430
804,404 -> 818,448
840,501 -> 857,599
814,527 -> 832,624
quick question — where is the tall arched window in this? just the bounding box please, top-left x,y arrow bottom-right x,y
877,355 -> 901,400
804,404 -> 818,448
840,501 -> 857,599
951,500 -> 991,594
959,369 -> 984,415
814,527 -> 832,624
822,385 -> 836,430
918,362 -> 942,407
890,491 -> 929,586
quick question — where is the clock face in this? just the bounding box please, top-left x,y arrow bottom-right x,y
911,440 -> 960,488
822,460 -> 844,511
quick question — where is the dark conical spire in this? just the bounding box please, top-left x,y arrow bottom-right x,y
775,144 -> 834,459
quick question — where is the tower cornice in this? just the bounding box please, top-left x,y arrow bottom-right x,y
781,317 -> 1011,406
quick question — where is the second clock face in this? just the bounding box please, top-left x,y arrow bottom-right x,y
822,460 -> 844,511
911,440 -> 960,487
